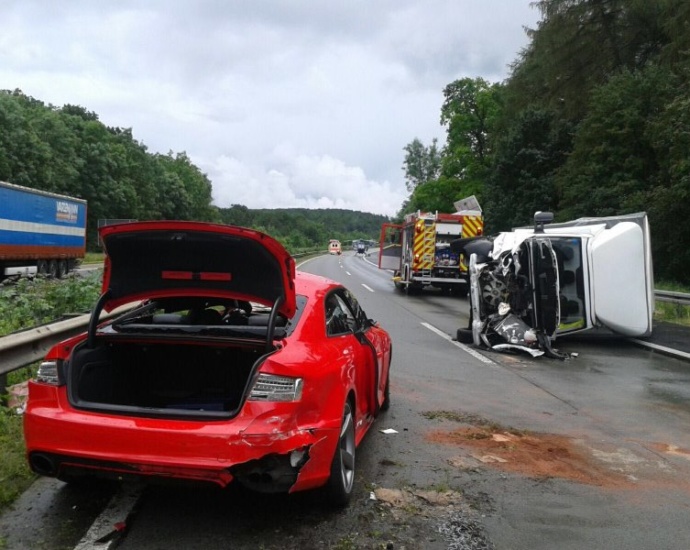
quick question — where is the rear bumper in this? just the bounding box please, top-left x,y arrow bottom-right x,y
24,387 -> 339,493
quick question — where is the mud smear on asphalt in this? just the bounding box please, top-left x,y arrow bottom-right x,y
429,427 -> 632,487
649,442 -> 690,461
423,410 -> 632,488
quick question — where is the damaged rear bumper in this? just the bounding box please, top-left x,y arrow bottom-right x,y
25,387 -> 340,493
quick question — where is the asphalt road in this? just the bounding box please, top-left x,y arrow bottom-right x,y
1,251 -> 689,549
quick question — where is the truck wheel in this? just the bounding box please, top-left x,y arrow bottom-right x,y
47,260 -> 58,278
37,261 -> 48,276
452,285 -> 469,298
405,284 -> 420,296
56,260 -> 67,279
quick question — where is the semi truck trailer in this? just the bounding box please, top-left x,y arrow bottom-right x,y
0,181 -> 87,278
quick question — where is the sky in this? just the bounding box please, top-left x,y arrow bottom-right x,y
1,1 -> 541,217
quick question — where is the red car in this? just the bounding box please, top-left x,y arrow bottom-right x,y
24,221 -> 392,506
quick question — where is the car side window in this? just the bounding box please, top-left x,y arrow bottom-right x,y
325,293 -> 357,336
342,289 -> 369,327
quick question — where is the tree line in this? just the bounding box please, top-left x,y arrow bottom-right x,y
401,0 -> 690,284
218,205 -> 387,252
0,89 -> 385,252
0,89 -> 218,248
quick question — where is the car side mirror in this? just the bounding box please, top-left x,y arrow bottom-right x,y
534,211 -> 554,233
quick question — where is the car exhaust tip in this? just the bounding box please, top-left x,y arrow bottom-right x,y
30,453 -> 57,476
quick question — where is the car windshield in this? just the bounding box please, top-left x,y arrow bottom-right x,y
549,237 -> 587,332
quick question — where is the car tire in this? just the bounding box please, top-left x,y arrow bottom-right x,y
325,400 -> 356,507
456,328 -> 474,344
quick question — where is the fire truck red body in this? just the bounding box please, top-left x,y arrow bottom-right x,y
378,196 -> 483,295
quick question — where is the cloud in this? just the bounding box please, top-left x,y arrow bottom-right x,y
0,1 -> 541,217
203,150 -> 407,217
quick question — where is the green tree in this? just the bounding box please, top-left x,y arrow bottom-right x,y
0,90 -> 219,249
440,77 -> 501,171
509,0 -> 670,121
435,77 -> 503,211
155,152 -> 218,222
485,107 -> 573,232
402,138 -> 441,192
556,66 -> 674,220
646,83 -> 690,282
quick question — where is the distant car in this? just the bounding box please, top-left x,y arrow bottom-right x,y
24,221 -> 392,506
453,212 -> 654,358
328,239 -> 342,255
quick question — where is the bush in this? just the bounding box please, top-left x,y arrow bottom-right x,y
0,271 -> 102,336
0,405 -> 35,510
0,271 -> 102,511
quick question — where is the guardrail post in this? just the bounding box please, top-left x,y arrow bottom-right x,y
0,373 -> 7,405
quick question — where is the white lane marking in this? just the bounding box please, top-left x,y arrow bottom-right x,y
361,284 -> 374,293
346,271 -> 351,275
74,482 -> 143,550
421,322 -> 495,365
629,338 -> 690,361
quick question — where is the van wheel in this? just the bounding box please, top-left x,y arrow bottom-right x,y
324,400 -> 355,507
456,328 -> 474,344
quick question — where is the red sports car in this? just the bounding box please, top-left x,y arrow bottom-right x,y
24,221 -> 392,506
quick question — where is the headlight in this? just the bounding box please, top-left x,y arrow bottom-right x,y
35,361 -> 63,385
249,374 -> 303,402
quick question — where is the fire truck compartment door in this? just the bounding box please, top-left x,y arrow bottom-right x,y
436,222 -> 463,236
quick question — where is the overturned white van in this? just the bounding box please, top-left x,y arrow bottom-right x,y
453,212 -> 654,358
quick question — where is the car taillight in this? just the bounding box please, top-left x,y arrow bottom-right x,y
249,374 -> 303,402
35,360 -> 63,386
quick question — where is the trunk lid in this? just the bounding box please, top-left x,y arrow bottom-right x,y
99,221 -> 296,318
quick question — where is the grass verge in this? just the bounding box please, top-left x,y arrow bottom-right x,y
655,280 -> 690,326
0,403 -> 35,512
0,273 -> 102,512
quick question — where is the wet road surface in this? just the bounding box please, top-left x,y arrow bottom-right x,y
1,253 -> 689,549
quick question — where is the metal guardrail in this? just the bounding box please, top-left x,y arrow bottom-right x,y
0,314 -> 91,377
1,288 -> 689,390
654,290 -> 690,306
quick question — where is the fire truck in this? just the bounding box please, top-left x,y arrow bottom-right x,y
378,196 -> 483,295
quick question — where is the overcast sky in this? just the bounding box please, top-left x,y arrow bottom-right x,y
1,1 -> 541,217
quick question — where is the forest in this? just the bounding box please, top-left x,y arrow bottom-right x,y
218,205 -> 388,252
401,0 -> 690,283
1,0 -> 688,282
0,91 -> 386,252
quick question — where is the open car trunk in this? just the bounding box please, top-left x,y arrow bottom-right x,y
67,340 -> 268,418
